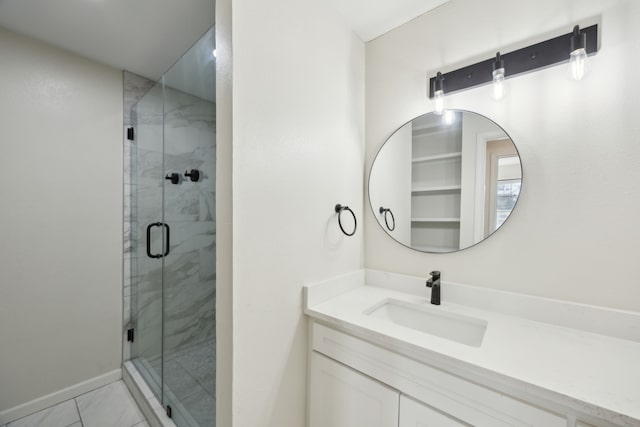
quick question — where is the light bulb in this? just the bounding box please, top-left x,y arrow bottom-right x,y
569,25 -> 589,81
442,109 -> 455,125
492,68 -> 506,100
434,90 -> 444,115
491,52 -> 506,101
569,48 -> 588,80
432,71 -> 445,115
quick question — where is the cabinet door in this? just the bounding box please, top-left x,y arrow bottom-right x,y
399,395 -> 468,427
309,351 -> 399,427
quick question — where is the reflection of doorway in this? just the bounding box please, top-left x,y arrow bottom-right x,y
484,139 -> 521,237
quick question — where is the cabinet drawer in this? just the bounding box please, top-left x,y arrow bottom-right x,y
312,322 -> 566,427
400,395 -> 469,427
309,352 -> 399,427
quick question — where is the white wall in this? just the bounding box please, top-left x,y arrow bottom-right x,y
0,28 -> 122,413
365,0 -> 640,311
231,0 -> 365,424
369,123 -> 412,245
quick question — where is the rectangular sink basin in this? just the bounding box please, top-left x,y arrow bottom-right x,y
365,299 -> 487,347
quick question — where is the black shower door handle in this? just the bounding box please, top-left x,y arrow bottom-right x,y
146,222 -> 161,258
146,222 -> 170,259
162,223 -> 170,257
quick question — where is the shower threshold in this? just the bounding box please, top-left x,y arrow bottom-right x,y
123,361 -> 176,427
123,338 -> 216,427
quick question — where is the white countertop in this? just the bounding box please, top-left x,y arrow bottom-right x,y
304,270 -> 640,427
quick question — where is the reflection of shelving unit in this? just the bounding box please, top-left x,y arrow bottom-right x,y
412,185 -> 461,194
410,114 -> 463,251
411,218 -> 461,223
412,152 -> 462,164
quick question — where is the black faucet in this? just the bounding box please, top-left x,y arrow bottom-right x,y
426,271 -> 441,305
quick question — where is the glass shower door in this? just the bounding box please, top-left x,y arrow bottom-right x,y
161,26 -> 216,427
131,82 -> 165,398
130,25 -> 215,427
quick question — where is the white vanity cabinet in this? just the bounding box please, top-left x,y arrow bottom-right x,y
309,322 -> 569,427
309,352 -> 399,427
399,395 -> 468,427
309,351 -> 468,427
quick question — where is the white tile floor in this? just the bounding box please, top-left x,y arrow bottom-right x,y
5,381 -> 147,427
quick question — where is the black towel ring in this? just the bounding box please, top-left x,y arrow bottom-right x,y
379,207 -> 395,231
335,204 -> 357,236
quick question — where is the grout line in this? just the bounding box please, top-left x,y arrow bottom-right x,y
73,398 -> 84,427
171,344 -> 215,399
72,379 -> 117,400
175,357 -> 215,399
171,358 -> 211,401
6,396 -> 82,426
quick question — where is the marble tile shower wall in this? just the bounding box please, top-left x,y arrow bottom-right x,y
131,82 -> 163,368
159,86 -> 216,359
123,71 -> 216,365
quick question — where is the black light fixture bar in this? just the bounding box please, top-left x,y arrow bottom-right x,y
428,25 -> 598,98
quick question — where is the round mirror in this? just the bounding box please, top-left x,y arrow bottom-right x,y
369,110 -> 522,253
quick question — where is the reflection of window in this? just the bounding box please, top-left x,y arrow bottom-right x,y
496,179 -> 521,228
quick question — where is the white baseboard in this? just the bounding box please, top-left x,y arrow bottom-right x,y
0,369 -> 122,424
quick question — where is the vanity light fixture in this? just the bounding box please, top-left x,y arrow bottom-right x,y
491,52 -> 506,100
427,24 -> 598,101
433,72 -> 445,115
569,25 -> 589,80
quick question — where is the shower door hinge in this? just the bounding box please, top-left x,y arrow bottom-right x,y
127,127 -> 135,141
127,328 -> 135,342
166,405 -> 172,418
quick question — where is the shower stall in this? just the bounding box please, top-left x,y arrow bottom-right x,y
125,27 -> 216,427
